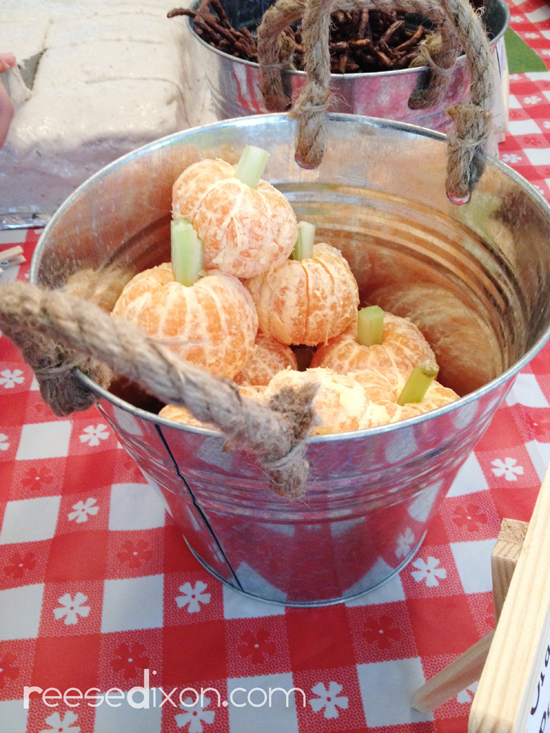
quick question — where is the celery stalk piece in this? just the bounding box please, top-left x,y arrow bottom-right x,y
357,305 -> 384,346
291,221 -> 315,261
397,359 -> 440,406
234,145 -> 270,189
171,219 -> 204,287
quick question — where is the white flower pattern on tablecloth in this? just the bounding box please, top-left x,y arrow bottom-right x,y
524,96 -> 542,105
0,433 -> 9,451
176,581 -> 211,613
510,15 -> 524,21
175,695 -> 215,732
501,153 -> 522,164
525,33 -> 539,39
40,710 -> 80,733
79,424 -> 109,447
396,528 -> 415,558
53,592 -> 90,625
0,369 -> 24,388
411,556 -> 447,587
491,457 -> 524,481
309,681 -> 349,719
542,49 -> 550,57
68,498 -> 99,523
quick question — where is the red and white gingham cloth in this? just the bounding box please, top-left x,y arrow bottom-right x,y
2,4 -> 550,731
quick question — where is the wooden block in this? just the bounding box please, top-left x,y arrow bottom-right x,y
469,465 -> 550,733
491,518 -> 529,623
412,518 -> 526,714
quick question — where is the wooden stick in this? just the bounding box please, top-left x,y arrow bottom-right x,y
412,518 -> 527,714
412,631 -> 495,714
470,466 -> 550,733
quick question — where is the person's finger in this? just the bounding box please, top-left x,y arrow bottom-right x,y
0,53 -> 16,73
0,77 -> 15,148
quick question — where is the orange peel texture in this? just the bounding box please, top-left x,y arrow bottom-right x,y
234,333 -> 298,386
172,158 -> 297,279
246,243 -> 359,346
112,262 -> 258,379
311,311 -> 435,372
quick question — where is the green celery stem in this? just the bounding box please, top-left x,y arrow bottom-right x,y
397,359 -> 439,406
357,305 -> 384,346
171,219 -> 203,287
234,145 -> 270,189
291,221 -> 315,261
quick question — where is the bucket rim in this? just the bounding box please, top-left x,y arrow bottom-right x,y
30,111 -> 550,442
182,0 -> 510,79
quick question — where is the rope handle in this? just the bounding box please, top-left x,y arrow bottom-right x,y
257,0 -> 494,201
0,282 -> 318,500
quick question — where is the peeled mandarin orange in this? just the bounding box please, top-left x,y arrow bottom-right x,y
262,365 -> 459,435
311,311 -> 435,373
159,385 -> 266,429
246,243 -> 359,347
172,158 -> 297,279
234,333 -> 298,386
264,368 -> 393,435
112,262 -> 258,379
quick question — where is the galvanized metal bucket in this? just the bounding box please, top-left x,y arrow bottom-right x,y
186,0 -> 509,130
31,113 -> 550,606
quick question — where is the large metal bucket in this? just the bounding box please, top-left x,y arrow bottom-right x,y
187,0 -> 509,130
30,114 -> 550,606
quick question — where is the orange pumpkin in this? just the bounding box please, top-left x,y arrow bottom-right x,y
172,159 -> 297,279
264,365 -> 458,435
311,311 -> 435,372
112,262 -> 258,379
264,368 -> 391,435
234,333 -> 298,386
246,243 -> 359,346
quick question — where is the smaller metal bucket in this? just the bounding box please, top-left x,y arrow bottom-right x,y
31,114 -> 550,606
187,0 -> 509,130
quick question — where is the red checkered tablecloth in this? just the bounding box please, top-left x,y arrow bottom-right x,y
2,5 -> 550,732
